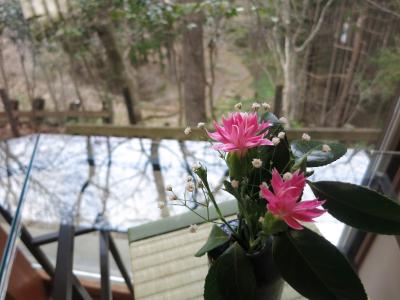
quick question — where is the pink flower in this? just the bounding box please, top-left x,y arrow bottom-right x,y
260,169 -> 326,230
207,112 -> 273,155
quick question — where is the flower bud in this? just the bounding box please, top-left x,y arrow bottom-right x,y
231,179 -> 239,189
278,132 -> 285,139
252,158 -> 262,168
322,144 -> 331,152
283,172 -> 293,181
184,127 -> 192,135
252,103 -> 261,111
302,133 -> 311,141
186,182 -> 195,192
262,102 -> 271,111
272,137 -> 280,145
197,122 -> 205,129
234,102 -> 242,110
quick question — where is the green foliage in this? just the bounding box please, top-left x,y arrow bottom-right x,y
290,140 -> 347,168
195,224 -> 230,257
309,181 -> 400,234
371,45 -> 400,98
273,228 -> 367,300
204,243 -> 256,300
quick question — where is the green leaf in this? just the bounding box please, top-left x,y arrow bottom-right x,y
309,181 -> 400,234
195,225 -> 230,257
291,140 -> 346,167
204,243 -> 256,300
273,228 -> 367,300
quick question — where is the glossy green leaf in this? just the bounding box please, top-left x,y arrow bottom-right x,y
195,225 -> 230,257
309,181 -> 400,234
273,228 -> 367,300
204,243 -> 256,300
291,140 -> 346,167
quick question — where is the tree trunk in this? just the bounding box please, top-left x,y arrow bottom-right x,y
282,39 -> 299,119
95,23 -> 141,124
181,1 -> 207,125
332,10 -> 366,126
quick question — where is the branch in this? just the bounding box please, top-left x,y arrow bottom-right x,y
295,0 -> 335,52
365,0 -> 400,18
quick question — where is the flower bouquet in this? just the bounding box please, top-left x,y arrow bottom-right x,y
168,105 -> 400,300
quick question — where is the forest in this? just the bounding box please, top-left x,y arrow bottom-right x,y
0,0 -> 399,135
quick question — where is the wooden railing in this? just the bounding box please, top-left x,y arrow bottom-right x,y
0,111 -> 110,120
65,124 -> 381,145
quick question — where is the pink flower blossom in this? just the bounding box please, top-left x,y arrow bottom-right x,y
260,169 -> 326,230
207,112 -> 273,155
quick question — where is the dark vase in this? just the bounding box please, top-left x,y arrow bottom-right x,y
208,221 -> 284,300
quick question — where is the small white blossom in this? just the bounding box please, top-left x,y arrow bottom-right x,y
189,224 -> 199,233
158,201 -> 166,209
252,158 -> 263,168
166,184 -> 173,192
197,181 -> 204,189
302,133 -> 311,141
234,102 -> 242,110
322,144 -> 331,152
231,180 -> 239,189
186,181 -> 195,192
262,102 -> 271,111
278,132 -> 285,139
197,122 -> 205,129
184,127 -> 192,135
279,117 -> 288,124
258,216 -> 265,223
192,162 -> 201,172
272,137 -> 280,145
187,23 -> 197,30
252,103 -> 261,111
283,172 -> 293,181
168,194 -> 178,201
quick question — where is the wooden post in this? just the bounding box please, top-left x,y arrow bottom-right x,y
274,85 -> 283,117
31,98 -> 45,127
101,100 -> 112,124
0,89 -> 20,137
68,101 -> 81,123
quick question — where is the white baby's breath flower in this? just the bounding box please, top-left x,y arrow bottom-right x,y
187,23 -> 197,30
302,133 -> 311,141
234,102 -> 242,110
158,201 -> 166,209
186,181 -> 195,192
262,102 -> 271,111
279,117 -> 288,124
252,158 -> 263,168
272,137 -> 280,145
168,194 -> 178,201
258,216 -> 265,223
192,162 -> 201,172
184,126 -> 192,135
231,179 -> 239,189
283,172 -> 293,181
189,224 -> 199,233
278,132 -> 285,139
322,144 -> 331,152
197,122 -> 205,129
252,102 -> 261,111
166,184 -> 173,192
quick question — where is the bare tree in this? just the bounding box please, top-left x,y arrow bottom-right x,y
252,0 -> 334,120
180,0 -> 207,125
